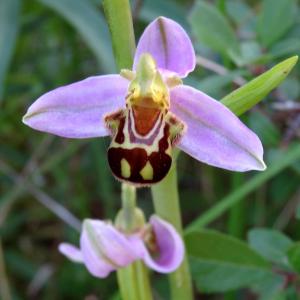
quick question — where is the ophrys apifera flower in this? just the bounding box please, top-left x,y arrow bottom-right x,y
59,215 -> 184,277
23,17 -> 266,186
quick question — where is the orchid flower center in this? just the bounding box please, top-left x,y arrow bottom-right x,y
126,53 -> 170,109
105,53 -> 185,186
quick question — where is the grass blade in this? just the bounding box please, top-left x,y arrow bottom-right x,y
186,143 -> 300,231
0,0 -> 21,100
40,0 -> 115,73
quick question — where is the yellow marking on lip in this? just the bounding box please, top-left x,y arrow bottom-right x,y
120,158 -> 131,178
140,161 -> 153,180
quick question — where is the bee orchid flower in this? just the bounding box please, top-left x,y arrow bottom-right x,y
58,215 -> 184,277
23,17 -> 266,186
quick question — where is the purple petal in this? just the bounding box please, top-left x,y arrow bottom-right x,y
23,75 -> 128,138
133,17 -> 195,78
80,227 -> 115,278
142,215 -> 184,273
80,219 -> 143,278
58,243 -> 83,263
170,85 -> 266,171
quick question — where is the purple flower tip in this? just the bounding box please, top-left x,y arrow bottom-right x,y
142,215 -> 184,273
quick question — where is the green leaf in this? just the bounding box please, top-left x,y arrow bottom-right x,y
189,1 -> 240,61
0,0 -> 21,99
227,0 -> 254,26
257,0 -> 297,47
39,0 -> 115,73
221,56 -> 298,116
186,230 -> 272,292
251,272 -> 284,300
103,0 -> 136,70
238,41 -> 263,65
287,242 -> 300,273
248,229 -> 293,265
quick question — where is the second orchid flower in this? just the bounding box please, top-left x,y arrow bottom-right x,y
59,215 -> 184,278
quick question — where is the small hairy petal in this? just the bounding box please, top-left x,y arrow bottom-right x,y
23,75 -> 128,138
133,17 -> 195,78
58,243 -> 83,263
142,215 -> 184,273
170,85 -> 266,171
80,219 -> 143,278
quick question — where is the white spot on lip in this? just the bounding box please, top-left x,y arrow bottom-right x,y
140,161 -> 154,180
120,158 -> 131,178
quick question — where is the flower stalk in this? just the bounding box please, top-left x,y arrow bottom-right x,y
151,159 -> 194,300
103,0 -> 193,296
117,262 -> 152,300
117,183 -> 153,300
120,184 -> 137,232
103,0 -> 193,298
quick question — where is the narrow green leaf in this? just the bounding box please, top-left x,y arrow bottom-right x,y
186,143 -> 300,231
186,230 -> 269,267
189,1 -> 240,60
0,0 -> 21,99
186,230 -> 272,292
257,0 -> 297,47
248,229 -> 293,265
287,242 -> 300,274
39,0 -> 115,73
103,0 -> 135,70
221,56 -> 298,116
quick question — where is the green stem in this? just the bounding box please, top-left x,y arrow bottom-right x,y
103,2 -> 153,299
117,184 -> 153,300
121,183 -> 137,232
117,261 -> 152,300
103,0 -> 135,69
151,161 -> 194,300
103,1 -> 192,297
225,173 -> 244,300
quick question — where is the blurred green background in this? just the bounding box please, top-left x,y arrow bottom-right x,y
0,0 -> 300,299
